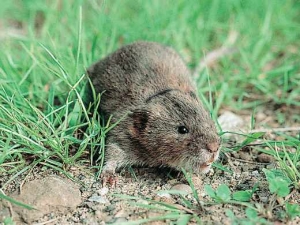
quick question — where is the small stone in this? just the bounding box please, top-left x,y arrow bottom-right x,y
260,196 -> 268,203
257,153 -> 274,163
256,112 -> 266,121
218,111 -> 246,141
88,195 -> 109,204
78,174 -> 86,180
208,168 -> 215,176
252,170 -> 259,177
97,187 -> 109,196
167,179 -> 178,185
155,186 -> 162,191
10,176 -> 81,224
156,192 -> 172,199
105,205 -> 116,212
239,151 -> 251,161
171,184 -> 193,195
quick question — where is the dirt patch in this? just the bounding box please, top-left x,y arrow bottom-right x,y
0,109 -> 299,224
1,160 -> 299,224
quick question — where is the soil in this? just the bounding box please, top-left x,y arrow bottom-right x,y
0,109 -> 299,225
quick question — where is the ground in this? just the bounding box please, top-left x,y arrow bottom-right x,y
1,108 -> 299,224
0,0 -> 299,224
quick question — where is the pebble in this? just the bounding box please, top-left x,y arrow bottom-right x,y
260,196 -> 268,203
257,153 -> 274,163
218,111 -> 246,141
156,192 -> 172,199
171,184 -> 193,195
105,205 -> 116,212
200,192 -> 206,197
252,170 -> 259,177
239,151 -> 251,161
97,187 -> 109,196
8,176 -> 81,223
167,179 -> 179,185
88,195 -> 109,204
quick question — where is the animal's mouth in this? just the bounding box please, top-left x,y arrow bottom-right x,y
199,152 -> 219,173
199,163 -> 212,174
167,150 -> 219,174
200,162 -> 212,169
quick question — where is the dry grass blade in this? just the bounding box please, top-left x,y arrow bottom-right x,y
193,46 -> 237,78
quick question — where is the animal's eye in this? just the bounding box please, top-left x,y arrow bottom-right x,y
178,126 -> 189,134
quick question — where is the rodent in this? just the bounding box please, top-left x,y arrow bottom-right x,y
87,41 -> 220,175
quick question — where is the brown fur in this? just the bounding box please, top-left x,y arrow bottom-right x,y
87,41 -> 220,174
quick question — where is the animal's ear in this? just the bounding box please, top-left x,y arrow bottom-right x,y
129,110 -> 150,136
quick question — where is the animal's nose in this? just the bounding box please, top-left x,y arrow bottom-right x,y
206,142 -> 220,153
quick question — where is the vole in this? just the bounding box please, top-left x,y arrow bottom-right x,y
87,41 -> 220,176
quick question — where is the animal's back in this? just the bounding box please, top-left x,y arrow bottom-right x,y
87,41 -> 194,115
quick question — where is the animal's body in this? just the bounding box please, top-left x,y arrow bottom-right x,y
87,41 -> 220,175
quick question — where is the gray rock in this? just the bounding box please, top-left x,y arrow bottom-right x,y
170,184 -> 193,195
156,192 -> 172,199
97,187 -> 109,196
9,176 -> 81,223
218,111 -> 246,141
88,195 -> 109,204
257,153 -> 274,163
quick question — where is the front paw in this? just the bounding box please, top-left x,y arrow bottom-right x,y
100,164 -> 118,187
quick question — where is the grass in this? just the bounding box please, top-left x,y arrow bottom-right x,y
0,0 -> 299,224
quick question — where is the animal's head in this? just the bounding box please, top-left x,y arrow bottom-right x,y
128,90 -> 220,173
